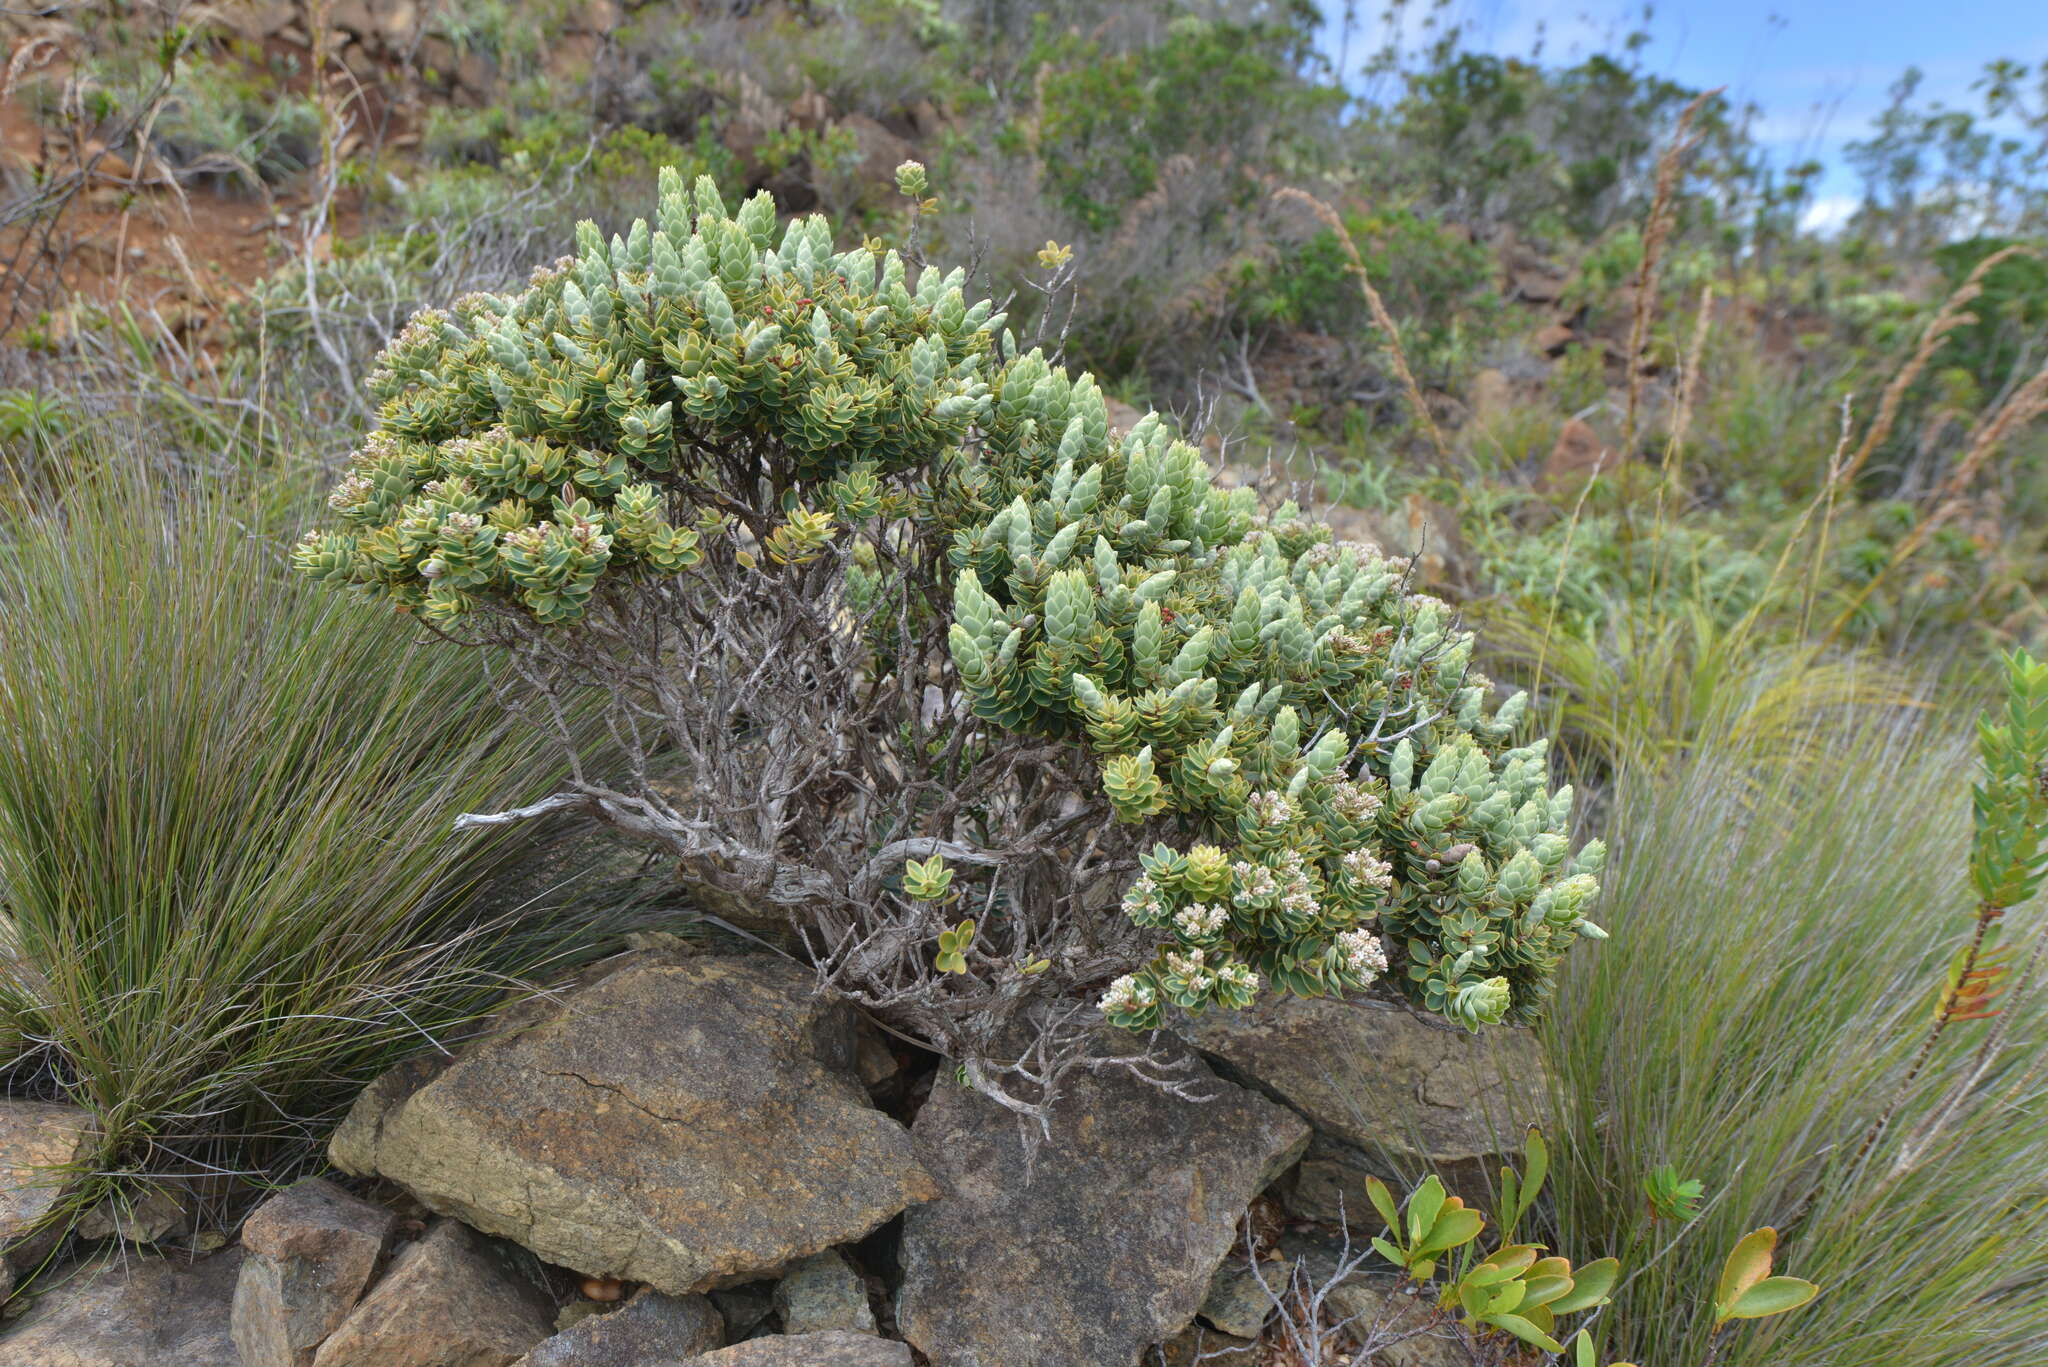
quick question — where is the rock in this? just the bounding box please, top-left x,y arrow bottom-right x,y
515,1287 -> 723,1365
1325,1279 -> 1465,1367
1533,322 -> 1577,356
1154,1323 -> 1259,1366
1280,1230 -> 1467,1367
0,1249 -> 241,1367
331,954 -> 936,1294
1198,1257 -> 1290,1338
1542,417 -> 1610,494
231,1177 -> 398,1367
76,1185 -> 185,1244
1180,998 -> 1546,1216
1469,367 -> 1513,421
327,1056 -> 444,1178
0,1100 -> 96,1298
679,1332 -> 911,1365
1510,267 -> 1566,304
773,1249 -> 873,1335
833,114 -> 915,204
896,1044 -> 1309,1367
708,1283 -> 775,1340
310,1220 -> 552,1367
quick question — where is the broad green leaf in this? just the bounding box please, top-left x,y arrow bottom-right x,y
1716,1228 -> 1778,1314
1522,1275 -> 1574,1307
1366,1175 -> 1401,1233
1420,1205 -> 1485,1255
1727,1276 -> 1819,1320
1486,1313 -> 1563,1353
1550,1257 -> 1619,1314
1370,1236 -> 1405,1269
1408,1176 -> 1446,1246
1519,1129 -> 1549,1219
1573,1330 -> 1597,1367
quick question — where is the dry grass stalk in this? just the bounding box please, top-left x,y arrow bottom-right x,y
1824,356 -> 2048,642
1624,88 -> 1721,448
1272,187 -> 1449,461
1664,282 -> 1715,488
1840,243 -> 2037,486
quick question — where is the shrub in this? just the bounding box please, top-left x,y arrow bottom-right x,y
296,167 -> 1603,1121
0,455 -> 598,1233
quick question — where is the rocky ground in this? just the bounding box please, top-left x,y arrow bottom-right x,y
0,943 -> 1540,1365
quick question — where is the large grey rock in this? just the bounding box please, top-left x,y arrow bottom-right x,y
897,1045 -> 1310,1367
232,1177 -> 398,1367
310,1220 -> 552,1367
681,1332 -> 911,1365
0,1100 -> 96,1297
331,954 -> 937,1294
0,1249 -> 241,1366
773,1249 -> 873,1334
515,1287 -> 723,1365
1182,996 -> 1546,1213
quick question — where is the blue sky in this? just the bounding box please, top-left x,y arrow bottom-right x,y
1319,1 -> 2048,228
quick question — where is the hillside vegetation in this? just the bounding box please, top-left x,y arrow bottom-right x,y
0,2 -> 2044,1364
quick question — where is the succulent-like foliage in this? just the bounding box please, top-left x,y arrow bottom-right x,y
297,166 -> 1601,1119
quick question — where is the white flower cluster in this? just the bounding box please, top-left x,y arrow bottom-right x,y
1328,780 -> 1384,824
1335,928 -> 1389,982
1341,846 -> 1395,891
1173,901 -> 1228,939
1121,874 -> 1168,927
1246,789 -> 1297,830
1098,973 -> 1157,1016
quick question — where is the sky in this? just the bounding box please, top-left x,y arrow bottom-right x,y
1318,0 -> 2048,230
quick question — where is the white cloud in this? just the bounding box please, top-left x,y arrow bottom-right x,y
1799,194 -> 1860,235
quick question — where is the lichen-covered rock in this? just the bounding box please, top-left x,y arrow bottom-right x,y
773,1249 -> 874,1334
75,1185 -> 186,1245
1182,996 -> 1546,1212
0,1249 -> 241,1367
310,1220 -> 552,1367
1155,1323 -> 1259,1367
1198,1257 -> 1291,1339
679,1332 -> 912,1365
0,1100 -> 96,1297
331,954 -> 937,1294
232,1177 -> 398,1367
515,1287 -> 723,1365
896,1045 -> 1309,1367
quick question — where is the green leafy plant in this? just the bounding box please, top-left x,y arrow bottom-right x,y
1358,1135 -> 1807,1364
1643,1163 -> 1705,1222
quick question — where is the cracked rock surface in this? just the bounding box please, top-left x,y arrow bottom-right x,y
1180,996 -> 1546,1210
896,1042 -> 1309,1367
330,952 -> 936,1294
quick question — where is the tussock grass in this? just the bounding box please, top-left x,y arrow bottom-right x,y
1543,712 -> 2048,1366
0,450 -> 599,1230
